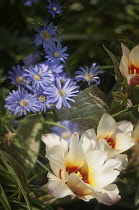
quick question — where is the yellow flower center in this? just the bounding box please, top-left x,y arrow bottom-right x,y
58,89 -> 65,96
52,7 -> 57,11
39,95 -> 46,102
84,73 -> 93,81
34,74 -> 41,80
20,99 -> 29,107
53,52 -> 59,57
40,30 -> 50,40
16,76 -> 24,84
61,132 -> 70,140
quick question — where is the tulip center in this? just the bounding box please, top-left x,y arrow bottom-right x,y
66,166 -> 89,184
128,65 -> 139,75
84,73 -> 93,81
104,136 -> 115,148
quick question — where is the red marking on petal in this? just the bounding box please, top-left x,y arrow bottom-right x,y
66,166 -> 80,173
128,65 -> 139,75
104,136 -> 115,148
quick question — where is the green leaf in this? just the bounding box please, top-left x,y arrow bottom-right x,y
0,184 -> 11,210
0,151 -> 32,210
103,45 -> 124,85
0,149 -> 27,188
17,115 -> 41,169
56,85 -> 109,132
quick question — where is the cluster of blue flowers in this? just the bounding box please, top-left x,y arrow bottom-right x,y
5,0 -> 103,117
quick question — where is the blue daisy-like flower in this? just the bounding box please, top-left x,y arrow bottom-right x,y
46,0 -> 63,18
50,120 -> 78,143
8,65 -> 32,90
34,22 -> 58,49
34,88 -> 51,112
75,63 -> 103,86
23,52 -> 41,68
44,60 -> 64,76
5,87 -> 39,116
44,77 -> 79,109
23,64 -> 52,91
45,41 -> 69,64
23,0 -> 39,6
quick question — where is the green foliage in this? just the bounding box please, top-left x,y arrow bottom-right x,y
56,85 -> 109,132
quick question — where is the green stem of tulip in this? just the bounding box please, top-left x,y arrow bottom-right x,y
112,103 -> 139,117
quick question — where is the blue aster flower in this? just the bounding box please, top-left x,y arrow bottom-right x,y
23,64 -> 51,91
34,22 -> 58,49
23,0 -> 39,6
8,65 -> 32,91
44,60 -> 63,75
45,41 -> 69,64
46,0 -> 63,18
35,90 -> 51,112
75,63 -> 103,86
5,87 -> 39,116
43,77 -> 79,109
50,120 -> 78,143
23,52 -> 41,68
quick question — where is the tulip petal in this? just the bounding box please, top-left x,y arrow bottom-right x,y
97,114 -> 117,139
47,172 -> 75,198
129,45 -> 139,67
47,145 -> 66,171
117,120 -> 133,135
80,135 -> 94,154
67,173 -> 94,201
42,134 -> 68,154
64,133 -> 84,170
115,133 -> 135,153
119,43 -> 130,78
96,184 -> 121,206
86,150 -> 120,188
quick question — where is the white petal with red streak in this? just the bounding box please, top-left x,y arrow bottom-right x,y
47,172 -> 75,198
64,133 -> 84,169
115,133 -> 135,153
97,114 -> 117,139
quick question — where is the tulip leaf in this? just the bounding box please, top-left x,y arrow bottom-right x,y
0,150 -> 32,210
56,85 -> 110,132
0,149 -> 27,188
103,45 -> 124,85
0,184 -> 11,210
